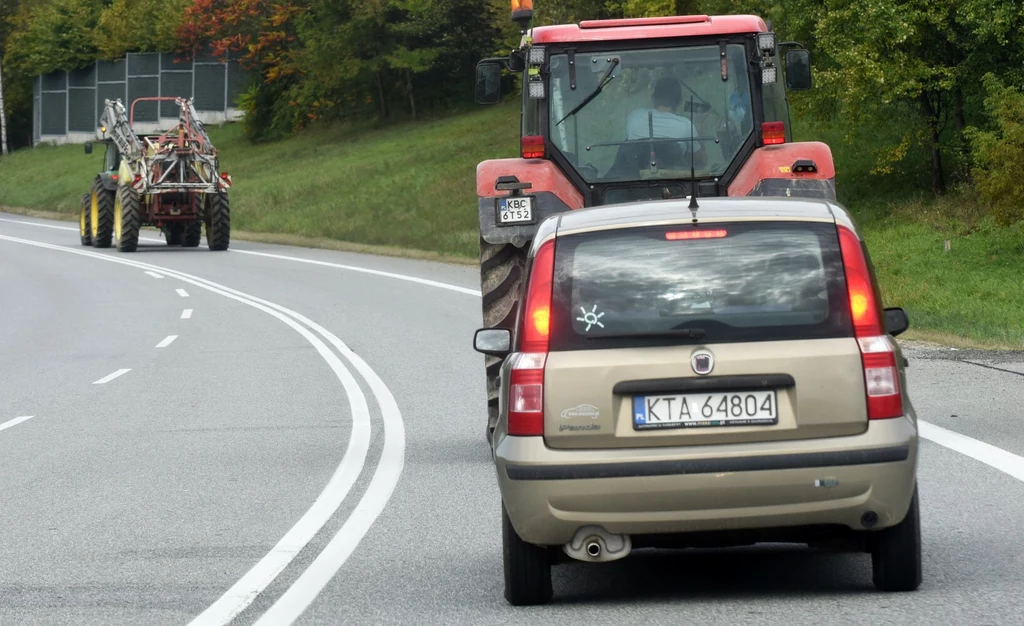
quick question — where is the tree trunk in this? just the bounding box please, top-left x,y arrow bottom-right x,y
0,56 -> 8,156
406,70 -> 416,120
919,92 -> 945,195
954,86 -> 966,135
375,72 -> 388,119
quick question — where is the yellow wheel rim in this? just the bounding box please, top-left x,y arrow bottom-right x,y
114,194 -> 123,242
90,192 -> 99,236
80,204 -> 86,236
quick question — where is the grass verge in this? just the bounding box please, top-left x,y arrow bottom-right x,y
1,102 -> 1023,348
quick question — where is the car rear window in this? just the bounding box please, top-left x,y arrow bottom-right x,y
549,221 -> 853,351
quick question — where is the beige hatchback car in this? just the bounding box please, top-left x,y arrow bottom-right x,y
473,196 -> 920,606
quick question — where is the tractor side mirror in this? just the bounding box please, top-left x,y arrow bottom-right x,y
885,307 -> 909,337
785,48 -> 812,91
475,60 -> 503,105
84,142 -> 93,155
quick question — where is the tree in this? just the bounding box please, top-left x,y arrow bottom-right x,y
94,0 -> 191,59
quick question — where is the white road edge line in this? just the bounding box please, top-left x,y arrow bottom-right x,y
155,335 -> 178,348
93,369 -> 131,385
145,270 -> 164,279
0,416 -> 34,433
919,420 -> 1024,482
0,233 -> 381,626
176,288 -> 189,298
181,308 -> 193,319
0,216 -> 480,296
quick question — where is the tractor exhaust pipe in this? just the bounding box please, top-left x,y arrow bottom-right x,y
563,526 -> 631,563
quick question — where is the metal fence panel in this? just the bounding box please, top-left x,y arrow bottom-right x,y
160,71 -> 193,118
68,88 -> 96,133
97,59 -> 126,83
127,53 -> 161,77
127,76 -> 160,122
193,63 -> 226,111
41,92 -> 67,135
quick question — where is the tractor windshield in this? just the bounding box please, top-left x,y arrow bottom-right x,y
547,43 -> 754,184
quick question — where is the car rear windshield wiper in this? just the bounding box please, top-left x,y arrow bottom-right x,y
584,328 -> 707,340
555,57 -> 620,126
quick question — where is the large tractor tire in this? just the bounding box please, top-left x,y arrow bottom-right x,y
205,192 -> 230,251
480,238 -> 528,443
79,194 -> 92,246
164,224 -> 184,246
90,177 -> 114,249
182,194 -> 203,247
114,186 -> 142,253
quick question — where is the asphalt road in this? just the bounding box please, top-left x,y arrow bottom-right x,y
2,212 -> 1024,626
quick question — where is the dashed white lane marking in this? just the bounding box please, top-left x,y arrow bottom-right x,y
0,232 -> 384,626
145,270 -> 164,279
181,308 -> 193,319
176,288 -> 189,298
919,420 -> 1024,483
93,369 -> 131,385
155,335 -> 178,348
0,416 -> 34,433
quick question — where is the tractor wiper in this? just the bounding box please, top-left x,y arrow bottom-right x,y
555,57 -> 620,126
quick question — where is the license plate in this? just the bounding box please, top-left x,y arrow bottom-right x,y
633,390 -> 778,430
498,196 -> 534,224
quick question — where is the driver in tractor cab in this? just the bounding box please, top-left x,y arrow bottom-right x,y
612,76 -> 707,177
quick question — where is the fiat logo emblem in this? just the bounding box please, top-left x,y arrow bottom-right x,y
691,350 -> 714,376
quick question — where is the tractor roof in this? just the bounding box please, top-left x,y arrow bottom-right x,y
532,15 -> 768,45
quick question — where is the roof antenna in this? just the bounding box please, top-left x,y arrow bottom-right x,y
687,95 -> 700,219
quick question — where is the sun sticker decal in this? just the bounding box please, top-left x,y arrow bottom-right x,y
576,304 -> 605,332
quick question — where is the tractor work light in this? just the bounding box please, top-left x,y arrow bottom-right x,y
757,32 -> 776,54
528,45 -> 546,65
528,81 -> 546,99
761,65 -> 778,85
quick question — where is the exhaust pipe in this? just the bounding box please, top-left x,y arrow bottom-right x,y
564,525 -> 631,563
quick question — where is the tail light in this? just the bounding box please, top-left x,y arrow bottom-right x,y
521,135 -> 545,159
837,225 -> 902,419
509,239 -> 555,435
762,121 -> 785,145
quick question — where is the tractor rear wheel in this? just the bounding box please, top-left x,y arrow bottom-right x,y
90,177 -> 114,249
79,194 -> 92,246
165,224 -> 184,246
115,186 -> 141,253
182,194 -> 203,247
205,192 -> 230,251
479,238 -> 528,444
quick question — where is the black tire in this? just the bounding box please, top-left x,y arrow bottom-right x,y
182,194 -> 203,247
480,238 -> 528,443
79,194 -> 92,246
90,177 -> 114,249
115,185 -> 141,253
205,192 -> 230,251
165,224 -> 184,246
502,502 -> 552,606
871,486 -> 922,591
183,219 -> 202,247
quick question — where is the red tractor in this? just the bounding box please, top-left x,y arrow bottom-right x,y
475,1 -> 835,440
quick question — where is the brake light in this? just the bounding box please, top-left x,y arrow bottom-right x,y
521,135 -> 545,159
762,121 -> 785,145
837,225 -> 902,419
509,240 -> 555,436
665,229 -> 727,240
521,240 -> 555,353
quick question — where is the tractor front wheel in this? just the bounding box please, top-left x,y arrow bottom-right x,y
79,194 -> 92,246
479,238 -> 528,444
90,177 -> 114,249
115,186 -> 141,253
205,192 -> 230,251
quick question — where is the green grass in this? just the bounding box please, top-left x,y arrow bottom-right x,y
2,101 -> 1024,348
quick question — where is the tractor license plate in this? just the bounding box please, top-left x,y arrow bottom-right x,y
497,196 -> 534,224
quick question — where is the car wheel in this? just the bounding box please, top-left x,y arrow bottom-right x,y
871,485 -> 922,591
502,502 -> 552,606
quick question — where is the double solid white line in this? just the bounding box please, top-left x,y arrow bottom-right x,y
0,232 -> 405,626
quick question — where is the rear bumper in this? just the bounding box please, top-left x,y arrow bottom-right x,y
494,417 -> 918,546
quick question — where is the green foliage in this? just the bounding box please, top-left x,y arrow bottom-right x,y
94,0 -> 190,59
968,74 -> 1024,226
